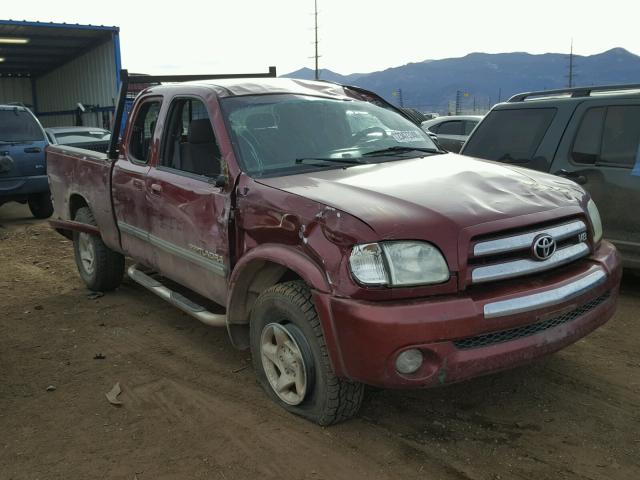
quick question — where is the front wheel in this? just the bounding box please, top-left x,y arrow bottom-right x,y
27,192 -> 53,219
72,206 -> 124,291
250,280 -> 364,425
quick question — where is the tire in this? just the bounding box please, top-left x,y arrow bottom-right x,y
72,206 -> 125,292
250,280 -> 364,425
27,192 -> 54,219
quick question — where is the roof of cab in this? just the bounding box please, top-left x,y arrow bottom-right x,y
145,77 -> 354,100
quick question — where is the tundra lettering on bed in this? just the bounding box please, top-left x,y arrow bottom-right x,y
45,68 -> 622,425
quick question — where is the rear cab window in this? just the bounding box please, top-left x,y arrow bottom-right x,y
128,100 -> 162,163
463,108 -> 557,162
0,108 -> 44,143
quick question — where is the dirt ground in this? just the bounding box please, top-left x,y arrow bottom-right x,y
1,202 -> 639,480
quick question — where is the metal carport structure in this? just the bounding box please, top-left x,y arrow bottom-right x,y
0,19 -> 121,128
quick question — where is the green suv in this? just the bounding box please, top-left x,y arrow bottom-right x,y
461,84 -> 640,269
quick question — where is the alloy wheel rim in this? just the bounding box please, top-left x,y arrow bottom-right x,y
260,323 -> 308,405
78,233 -> 96,275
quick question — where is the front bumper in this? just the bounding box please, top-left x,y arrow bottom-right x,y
314,241 -> 621,388
0,175 -> 49,198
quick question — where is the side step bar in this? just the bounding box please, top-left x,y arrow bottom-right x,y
127,265 -> 226,327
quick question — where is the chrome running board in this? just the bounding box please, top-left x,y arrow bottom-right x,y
127,265 -> 226,327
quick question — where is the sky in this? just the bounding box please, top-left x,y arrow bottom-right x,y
4,0 -> 640,75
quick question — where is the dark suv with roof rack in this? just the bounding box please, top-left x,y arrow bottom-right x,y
461,84 -> 640,269
0,104 -> 53,218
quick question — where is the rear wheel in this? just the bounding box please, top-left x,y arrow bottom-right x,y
73,206 -> 124,291
27,192 -> 53,219
250,280 -> 364,425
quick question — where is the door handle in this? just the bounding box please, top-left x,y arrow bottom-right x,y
24,147 -> 42,153
554,169 -> 587,185
150,183 -> 163,194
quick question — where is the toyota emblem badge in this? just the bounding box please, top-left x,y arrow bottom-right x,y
532,234 -> 556,261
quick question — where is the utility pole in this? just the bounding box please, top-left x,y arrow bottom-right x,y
455,90 -> 462,115
314,0 -> 319,80
398,88 -> 404,107
567,39 -> 575,88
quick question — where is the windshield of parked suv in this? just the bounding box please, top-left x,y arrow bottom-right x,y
0,108 -> 44,143
462,108 -> 556,163
221,94 -> 439,177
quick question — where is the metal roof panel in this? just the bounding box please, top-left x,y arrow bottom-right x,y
0,19 -> 118,77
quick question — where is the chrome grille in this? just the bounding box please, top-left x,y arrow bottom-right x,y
453,290 -> 610,350
469,220 -> 589,284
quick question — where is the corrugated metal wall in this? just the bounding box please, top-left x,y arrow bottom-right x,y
41,113 -> 76,127
0,77 -> 32,105
36,39 -> 117,128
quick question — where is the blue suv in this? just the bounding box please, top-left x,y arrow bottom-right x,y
0,105 -> 52,218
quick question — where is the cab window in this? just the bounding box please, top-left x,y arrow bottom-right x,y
128,100 -> 161,163
160,98 -> 222,178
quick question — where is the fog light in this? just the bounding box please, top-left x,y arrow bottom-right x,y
395,349 -> 424,374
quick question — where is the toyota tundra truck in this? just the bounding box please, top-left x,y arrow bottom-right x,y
46,68 -> 621,425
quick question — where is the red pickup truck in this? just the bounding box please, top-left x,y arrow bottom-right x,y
47,68 -> 621,425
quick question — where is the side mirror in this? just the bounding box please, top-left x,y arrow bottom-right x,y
213,174 -> 227,188
554,169 -> 588,185
528,155 -> 550,170
427,132 -> 446,151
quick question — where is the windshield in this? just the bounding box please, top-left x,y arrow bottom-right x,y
54,130 -> 111,145
0,109 -> 44,143
221,94 -> 438,177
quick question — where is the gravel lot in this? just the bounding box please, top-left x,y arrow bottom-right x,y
1,202 -> 639,480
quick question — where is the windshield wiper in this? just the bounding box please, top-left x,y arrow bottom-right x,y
295,157 -> 368,166
362,146 -> 442,157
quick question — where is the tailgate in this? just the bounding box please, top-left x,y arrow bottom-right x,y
0,141 -> 47,178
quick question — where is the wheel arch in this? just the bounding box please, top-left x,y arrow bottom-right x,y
69,193 -> 89,220
226,244 -> 331,349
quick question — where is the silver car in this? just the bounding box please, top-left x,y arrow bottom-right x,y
421,115 -> 483,153
45,127 -> 111,153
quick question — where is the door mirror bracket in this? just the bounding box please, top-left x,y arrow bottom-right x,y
211,174 -> 226,188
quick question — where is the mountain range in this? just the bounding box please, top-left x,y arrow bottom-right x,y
283,48 -> 640,114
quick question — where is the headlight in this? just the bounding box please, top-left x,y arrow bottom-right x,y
349,243 -> 388,285
349,241 -> 449,287
587,199 -> 603,244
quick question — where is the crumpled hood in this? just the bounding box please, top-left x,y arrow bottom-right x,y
257,154 -> 587,240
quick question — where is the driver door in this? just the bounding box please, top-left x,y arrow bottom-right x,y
145,95 -> 231,305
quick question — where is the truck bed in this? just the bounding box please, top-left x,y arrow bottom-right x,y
46,145 -> 121,251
